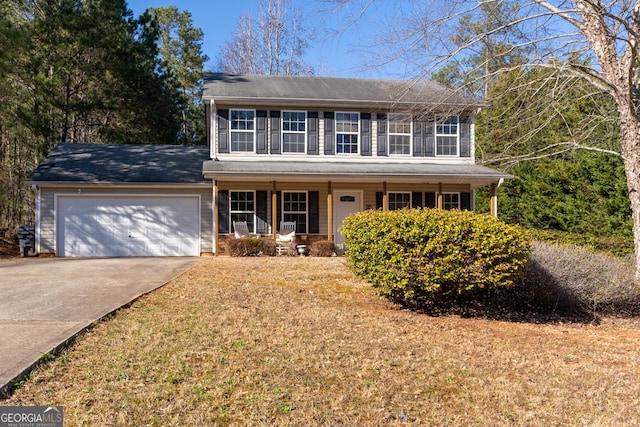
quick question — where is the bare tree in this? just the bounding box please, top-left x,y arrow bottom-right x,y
324,0 -> 640,276
218,0 -> 315,76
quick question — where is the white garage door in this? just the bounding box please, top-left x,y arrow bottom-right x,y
57,195 -> 200,257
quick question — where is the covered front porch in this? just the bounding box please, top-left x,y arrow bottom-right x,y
204,160 -> 512,254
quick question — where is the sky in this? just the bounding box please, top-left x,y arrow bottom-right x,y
125,0 -> 401,79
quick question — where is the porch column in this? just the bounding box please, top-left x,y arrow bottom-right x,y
272,181 -> 278,239
437,183 -> 443,210
382,181 -> 388,211
213,180 -> 219,255
490,183 -> 498,217
327,181 -> 333,242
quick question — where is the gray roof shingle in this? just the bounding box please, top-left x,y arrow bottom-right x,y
203,73 -> 482,110
203,160 -> 512,188
27,143 -> 210,184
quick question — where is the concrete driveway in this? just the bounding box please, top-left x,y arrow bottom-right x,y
0,257 -> 200,395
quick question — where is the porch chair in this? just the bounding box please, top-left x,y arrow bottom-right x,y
233,220 -> 251,238
276,221 -> 296,255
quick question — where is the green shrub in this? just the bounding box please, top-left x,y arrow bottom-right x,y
527,228 -> 633,256
309,240 -> 335,257
340,209 -> 531,304
227,237 -> 276,257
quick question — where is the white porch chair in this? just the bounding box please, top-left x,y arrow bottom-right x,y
279,221 -> 296,232
276,221 -> 296,255
233,220 -> 251,238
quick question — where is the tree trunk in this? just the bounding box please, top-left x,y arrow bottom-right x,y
617,103 -> 640,279
572,0 -> 640,277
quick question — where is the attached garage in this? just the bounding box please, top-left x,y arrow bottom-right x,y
26,143 -> 214,257
56,195 -> 200,257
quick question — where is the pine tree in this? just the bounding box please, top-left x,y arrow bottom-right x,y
149,6 -> 208,145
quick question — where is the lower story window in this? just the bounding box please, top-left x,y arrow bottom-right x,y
388,192 -> 411,210
443,193 -> 460,210
230,191 -> 255,232
283,191 -> 307,233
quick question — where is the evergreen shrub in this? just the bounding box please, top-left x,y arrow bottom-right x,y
341,209 -> 530,304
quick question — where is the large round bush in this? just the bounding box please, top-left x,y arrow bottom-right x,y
340,209 -> 530,304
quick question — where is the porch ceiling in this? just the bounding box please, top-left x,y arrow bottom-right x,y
202,160 -> 512,189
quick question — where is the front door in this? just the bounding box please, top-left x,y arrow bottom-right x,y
333,190 -> 363,245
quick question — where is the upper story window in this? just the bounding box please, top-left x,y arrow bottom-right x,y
336,112 -> 359,154
230,109 -> 255,152
388,113 -> 412,155
282,111 -> 306,153
388,192 -> 411,210
436,116 -> 459,156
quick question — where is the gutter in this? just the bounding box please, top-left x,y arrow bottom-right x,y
24,181 -> 213,189
202,96 -> 488,111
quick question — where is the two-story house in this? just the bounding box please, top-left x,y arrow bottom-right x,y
26,73 -> 511,257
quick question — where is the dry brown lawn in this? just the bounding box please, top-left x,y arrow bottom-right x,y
3,257 -> 640,426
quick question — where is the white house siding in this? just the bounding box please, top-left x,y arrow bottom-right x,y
37,186 -> 213,255
38,189 -> 56,254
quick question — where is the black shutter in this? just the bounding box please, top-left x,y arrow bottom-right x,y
324,112 -> 335,155
205,103 -> 211,149
461,192 -> 471,210
256,191 -> 269,233
425,192 -> 437,208
360,112 -> 371,156
413,119 -> 424,157
256,110 -> 268,154
270,110 -> 281,154
425,118 -> 435,157
412,192 -> 423,208
459,115 -> 471,157
307,112 -> 319,155
308,191 -> 319,233
376,192 -> 383,210
218,190 -> 229,233
218,109 -> 229,153
276,191 -> 282,229
377,113 -> 387,156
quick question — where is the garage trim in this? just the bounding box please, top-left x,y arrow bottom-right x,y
54,193 -> 202,257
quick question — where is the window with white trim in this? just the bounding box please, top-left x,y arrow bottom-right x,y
230,109 -> 255,152
443,193 -> 460,210
436,116 -> 459,156
282,111 -> 306,153
336,112 -> 359,154
388,192 -> 411,210
230,191 -> 255,232
283,191 -> 307,233
388,113 -> 412,155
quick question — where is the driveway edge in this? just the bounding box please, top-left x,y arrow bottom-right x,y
0,258 -> 200,398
